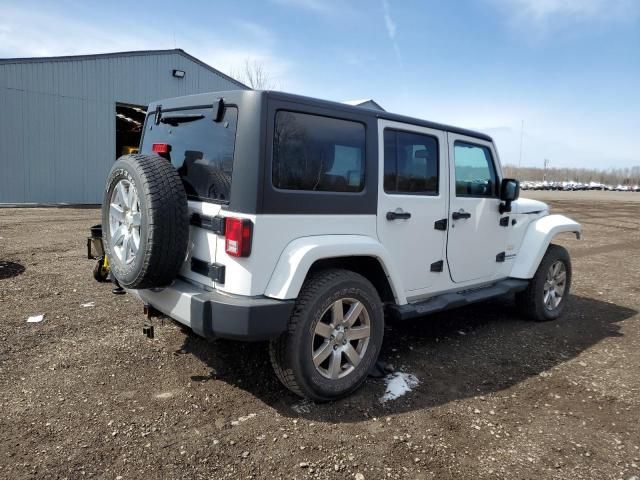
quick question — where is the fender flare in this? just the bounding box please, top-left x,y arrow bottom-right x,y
510,214 -> 582,279
263,235 -> 406,303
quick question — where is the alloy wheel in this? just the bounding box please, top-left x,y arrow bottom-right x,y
543,260 -> 567,311
312,298 -> 371,380
109,179 -> 141,265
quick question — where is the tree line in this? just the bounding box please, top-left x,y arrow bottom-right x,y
503,164 -> 640,186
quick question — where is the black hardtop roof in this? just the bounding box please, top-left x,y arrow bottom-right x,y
149,89 -> 493,142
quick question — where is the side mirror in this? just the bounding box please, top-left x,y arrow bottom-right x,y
499,178 -> 520,213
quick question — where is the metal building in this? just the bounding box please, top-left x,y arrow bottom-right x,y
0,49 -> 247,204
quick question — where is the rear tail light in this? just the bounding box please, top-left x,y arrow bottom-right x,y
152,143 -> 171,154
225,217 -> 252,257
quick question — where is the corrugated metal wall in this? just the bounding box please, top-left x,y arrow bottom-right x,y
0,51 -> 245,203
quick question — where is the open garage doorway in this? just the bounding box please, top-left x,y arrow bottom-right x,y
115,103 -> 146,158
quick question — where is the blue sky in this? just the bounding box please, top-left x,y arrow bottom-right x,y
1,0 -> 639,169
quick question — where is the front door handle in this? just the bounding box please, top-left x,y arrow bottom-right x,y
386,210 -> 411,220
452,210 -> 472,220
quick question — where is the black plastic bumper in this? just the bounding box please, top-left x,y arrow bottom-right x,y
189,290 -> 294,341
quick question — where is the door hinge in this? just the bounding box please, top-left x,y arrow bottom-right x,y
496,252 -> 506,262
191,258 -> 226,283
430,260 -> 444,272
190,213 -> 226,235
499,216 -> 510,227
434,218 -> 447,231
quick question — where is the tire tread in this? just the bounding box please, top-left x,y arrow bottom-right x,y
516,244 -> 571,322
102,154 -> 188,289
269,269 -> 383,400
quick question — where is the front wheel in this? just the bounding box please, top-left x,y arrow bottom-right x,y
516,244 -> 572,322
269,269 -> 384,402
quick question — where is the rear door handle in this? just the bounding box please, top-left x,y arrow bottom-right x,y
452,210 -> 471,220
386,210 -> 411,220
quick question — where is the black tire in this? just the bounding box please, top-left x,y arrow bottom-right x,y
269,269 -> 384,402
101,154 -> 188,289
516,244 -> 572,322
92,257 -> 109,283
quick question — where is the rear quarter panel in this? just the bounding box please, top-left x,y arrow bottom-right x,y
214,214 -> 378,297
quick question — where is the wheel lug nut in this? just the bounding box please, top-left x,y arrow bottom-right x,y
333,345 -> 338,350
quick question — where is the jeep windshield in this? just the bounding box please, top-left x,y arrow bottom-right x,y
140,106 -> 238,203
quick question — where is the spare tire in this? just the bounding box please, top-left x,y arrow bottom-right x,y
101,154 -> 188,289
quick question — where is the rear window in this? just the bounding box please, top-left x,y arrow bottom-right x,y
272,111 -> 365,192
141,106 -> 238,203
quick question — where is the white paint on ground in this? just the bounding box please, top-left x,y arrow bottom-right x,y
155,392 -> 174,399
80,302 -> 95,308
380,372 -> 419,403
27,314 -> 44,323
231,413 -> 256,426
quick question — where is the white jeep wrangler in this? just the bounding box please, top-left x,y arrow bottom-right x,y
101,90 -> 581,401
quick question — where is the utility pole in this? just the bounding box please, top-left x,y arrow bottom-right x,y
518,120 -> 524,169
543,158 -> 550,182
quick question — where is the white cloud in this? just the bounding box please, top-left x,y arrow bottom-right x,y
382,0 -> 397,39
234,20 -> 276,45
381,0 -> 402,66
492,0 -> 640,32
0,4 -> 292,88
0,6 -> 156,57
270,0 -> 334,15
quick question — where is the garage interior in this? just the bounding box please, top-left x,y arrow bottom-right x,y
115,104 -> 146,157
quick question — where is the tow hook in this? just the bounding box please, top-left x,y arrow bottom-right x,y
142,304 -> 162,339
142,324 -> 154,339
112,278 -> 125,295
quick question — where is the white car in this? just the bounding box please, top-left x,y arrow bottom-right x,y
100,90 -> 582,401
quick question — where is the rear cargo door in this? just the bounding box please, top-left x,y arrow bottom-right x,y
139,106 -> 239,287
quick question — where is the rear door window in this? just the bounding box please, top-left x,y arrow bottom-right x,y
141,106 -> 238,203
384,129 -> 439,195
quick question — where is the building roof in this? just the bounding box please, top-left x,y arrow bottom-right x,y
343,98 -> 386,111
0,48 -> 249,89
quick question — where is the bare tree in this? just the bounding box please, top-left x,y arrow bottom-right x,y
231,59 -> 280,90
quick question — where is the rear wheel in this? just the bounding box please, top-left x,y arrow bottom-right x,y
516,244 -> 572,322
269,269 -> 384,401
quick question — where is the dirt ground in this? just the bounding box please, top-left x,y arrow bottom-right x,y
1,191 -> 639,480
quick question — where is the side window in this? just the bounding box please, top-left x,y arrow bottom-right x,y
453,141 -> 497,197
384,129 -> 439,195
272,111 -> 365,192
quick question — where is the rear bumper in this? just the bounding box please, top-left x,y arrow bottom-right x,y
130,280 -> 294,341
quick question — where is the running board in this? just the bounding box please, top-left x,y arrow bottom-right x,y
387,279 -> 530,321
